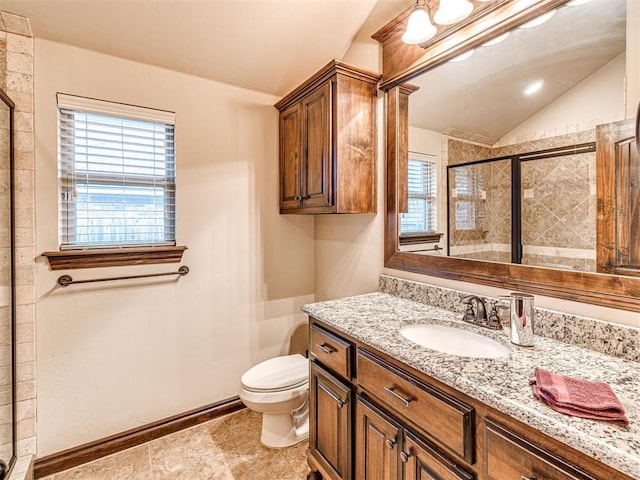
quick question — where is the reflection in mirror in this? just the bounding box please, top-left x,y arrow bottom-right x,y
402,0 -> 627,274
448,158 -> 512,262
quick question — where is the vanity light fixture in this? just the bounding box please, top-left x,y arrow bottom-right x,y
433,0 -> 474,25
449,49 -> 475,62
482,31 -> 510,46
519,9 -> 556,28
523,80 -> 544,96
402,0 -> 437,45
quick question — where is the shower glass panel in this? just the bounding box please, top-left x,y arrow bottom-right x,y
521,150 -> 597,272
448,159 -> 512,262
0,90 -> 15,477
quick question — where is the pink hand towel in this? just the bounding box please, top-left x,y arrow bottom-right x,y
531,368 -> 629,427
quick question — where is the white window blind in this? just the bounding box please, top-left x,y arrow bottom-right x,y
400,155 -> 438,234
57,94 -> 176,249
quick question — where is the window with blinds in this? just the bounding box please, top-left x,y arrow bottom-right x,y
400,156 -> 438,234
57,94 -> 176,249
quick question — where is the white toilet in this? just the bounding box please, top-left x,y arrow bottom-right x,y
239,323 -> 309,448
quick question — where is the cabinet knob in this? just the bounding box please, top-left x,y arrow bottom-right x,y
385,437 -> 397,450
400,450 -> 413,463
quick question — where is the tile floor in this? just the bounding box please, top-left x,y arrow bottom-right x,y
41,409 -> 310,480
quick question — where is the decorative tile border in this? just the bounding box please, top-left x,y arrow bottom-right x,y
379,275 -> 640,363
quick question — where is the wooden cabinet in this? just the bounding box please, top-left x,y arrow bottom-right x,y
276,60 -> 381,214
306,318 -> 630,480
310,324 -> 352,379
596,118 -> 640,276
356,348 -> 474,463
310,361 -> 352,480
401,431 -> 474,480
355,397 -> 400,480
484,418 -> 597,480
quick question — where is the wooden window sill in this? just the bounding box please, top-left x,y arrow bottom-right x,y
399,232 -> 444,246
42,246 -> 188,270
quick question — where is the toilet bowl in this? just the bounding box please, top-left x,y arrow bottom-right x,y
239,353 -> 309,448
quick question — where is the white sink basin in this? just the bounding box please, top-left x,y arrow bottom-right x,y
400,324 -> 510,359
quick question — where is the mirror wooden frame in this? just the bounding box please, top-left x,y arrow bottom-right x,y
377,0 -> 640,311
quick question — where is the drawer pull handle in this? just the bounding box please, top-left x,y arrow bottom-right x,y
322,387 -> 346,408
400,449 -> 413,463
384,386 -> 413,407
521,477 -> 537,480
385,437 -> 397,450
317,343 -> 335,355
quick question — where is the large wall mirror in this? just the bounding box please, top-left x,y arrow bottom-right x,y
378,0 -> 640,311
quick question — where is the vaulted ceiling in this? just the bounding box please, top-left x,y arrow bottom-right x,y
0,0 -> 408,96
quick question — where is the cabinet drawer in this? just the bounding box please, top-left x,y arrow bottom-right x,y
485,418 -> 597,480
310,324 -> 352,379
356,348 -> 474,463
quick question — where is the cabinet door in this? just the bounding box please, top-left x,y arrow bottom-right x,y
596,118 -> 640,274
302,82 -> 332,209
279,102 -> 302,211
355,396 -> 400,480
401,431 -> 474,480
484,418 -> 597,480
310,361 -> 352,480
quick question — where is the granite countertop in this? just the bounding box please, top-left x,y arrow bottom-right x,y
302,292 -> 640,479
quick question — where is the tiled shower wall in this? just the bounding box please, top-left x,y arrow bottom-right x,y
444,131 -> 597,271
0,11 -> 36,480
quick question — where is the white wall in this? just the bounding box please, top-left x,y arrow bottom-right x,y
34,39 -> 315,456
500,53 -> 625,143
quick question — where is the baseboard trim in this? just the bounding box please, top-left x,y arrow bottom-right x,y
34,396 -> 245,479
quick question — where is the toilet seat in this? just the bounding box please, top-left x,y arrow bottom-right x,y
241,354 -> 308,393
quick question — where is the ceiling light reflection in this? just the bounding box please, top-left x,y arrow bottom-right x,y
449,49 -> 475,63
519,9 -> 556,28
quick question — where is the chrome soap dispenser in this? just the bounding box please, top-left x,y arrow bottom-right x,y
500,292 -> 535,347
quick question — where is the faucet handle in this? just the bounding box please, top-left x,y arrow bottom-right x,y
462,302 -> 476,322
487,305 -> 507,330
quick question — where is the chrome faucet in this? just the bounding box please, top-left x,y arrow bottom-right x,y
461,296 -> 503,330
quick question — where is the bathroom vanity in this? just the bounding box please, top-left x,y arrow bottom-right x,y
303,293 -> 640,480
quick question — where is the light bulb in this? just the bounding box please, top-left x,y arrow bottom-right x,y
523,80 -> 544,96
433,0 -> 474,25
402,4 -> 437,45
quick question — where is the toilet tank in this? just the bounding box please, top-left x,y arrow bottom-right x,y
288,322 -> 308,358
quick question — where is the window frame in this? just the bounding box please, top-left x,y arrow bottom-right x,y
400,153 -> 439,235
43,94 -> 186,269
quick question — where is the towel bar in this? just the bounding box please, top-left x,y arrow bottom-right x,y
57,266 -> 189,287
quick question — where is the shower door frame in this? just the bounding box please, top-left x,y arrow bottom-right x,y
0,87 -> 16,479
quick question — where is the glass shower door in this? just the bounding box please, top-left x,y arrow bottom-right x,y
448,159 -> 512,262
520,151 -> 597,272
0,90 -> 15,478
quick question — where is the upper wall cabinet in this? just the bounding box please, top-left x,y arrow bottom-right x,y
275,60 -> 381,214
